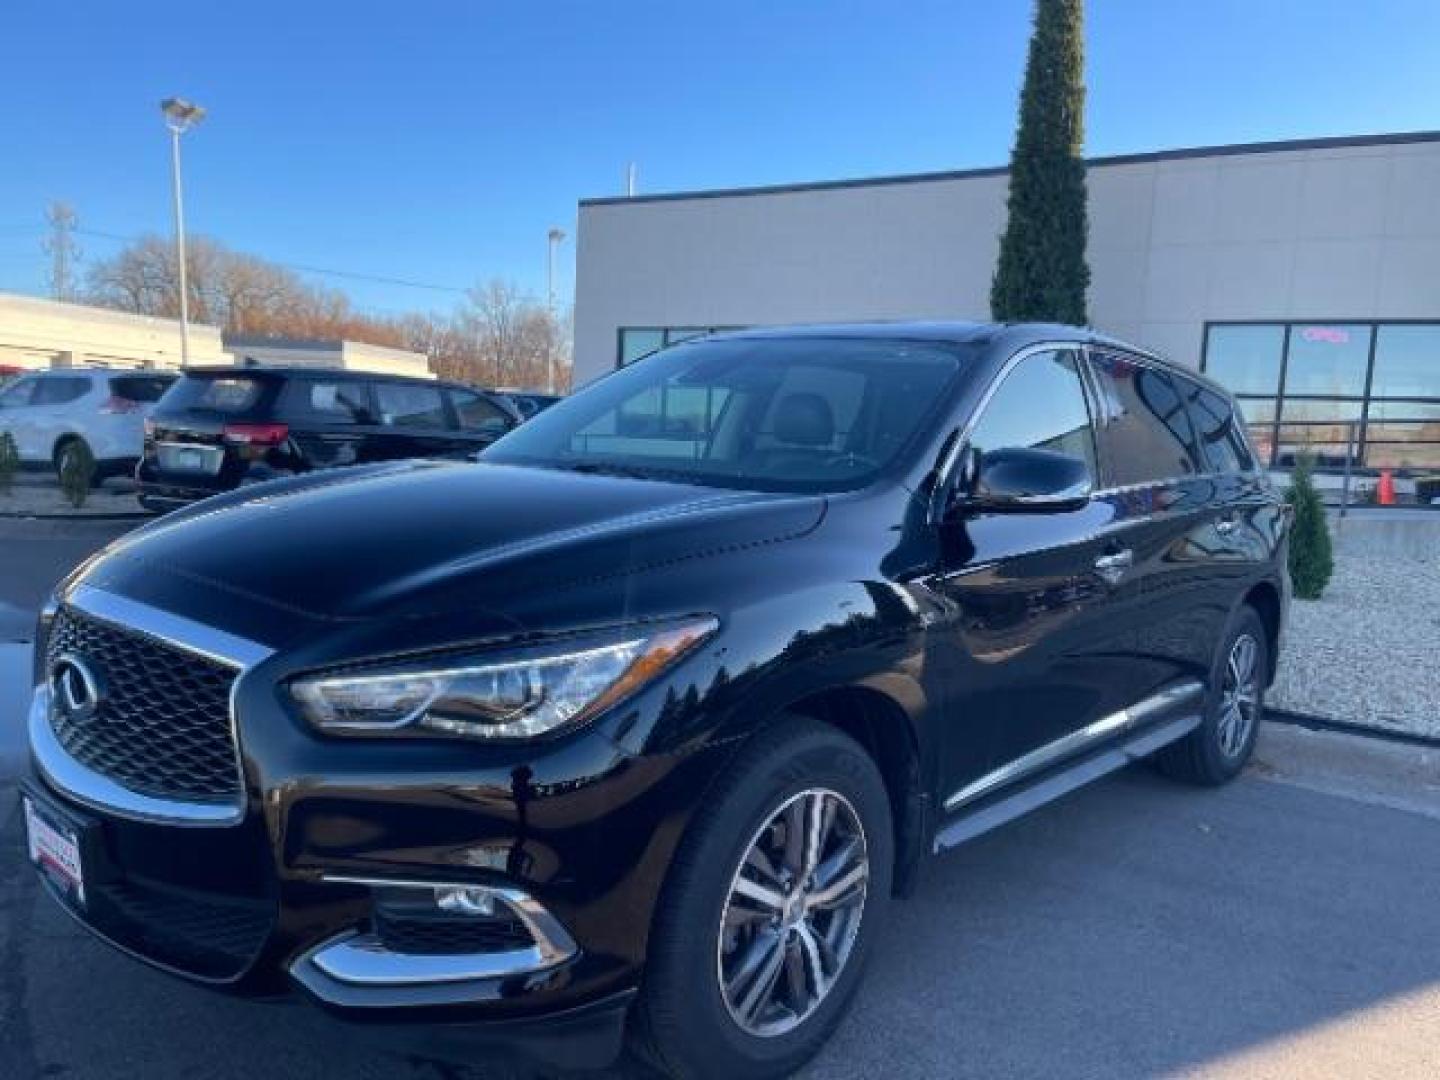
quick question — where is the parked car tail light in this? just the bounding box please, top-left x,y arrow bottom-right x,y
222,422 -> 289,447
98,396 -> 142,414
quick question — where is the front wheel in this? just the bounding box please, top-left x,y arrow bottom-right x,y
631,717 -> 893,1079
1155,604 -> 1268,786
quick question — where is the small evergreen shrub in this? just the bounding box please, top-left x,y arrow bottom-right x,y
58,440 -> 96,509
0,433 -> 17,494
1285,456 -> 1334,600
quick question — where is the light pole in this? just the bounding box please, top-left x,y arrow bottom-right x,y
546,227 -> 566,393
160,98 -> 206,367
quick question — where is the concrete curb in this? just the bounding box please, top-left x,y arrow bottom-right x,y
1267,706 -> 1440,751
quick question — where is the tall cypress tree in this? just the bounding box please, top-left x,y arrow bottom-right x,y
990,0 -> 1091,325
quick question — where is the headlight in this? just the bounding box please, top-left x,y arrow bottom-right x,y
290,616 -> 718,740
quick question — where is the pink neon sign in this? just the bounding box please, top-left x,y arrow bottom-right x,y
1300,327 -> 1350,345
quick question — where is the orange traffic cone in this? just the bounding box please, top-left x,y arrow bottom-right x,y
1377,469 -> 1396,506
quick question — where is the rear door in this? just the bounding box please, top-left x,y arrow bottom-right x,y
1083,350 -> 1224,703
26,375 -> 93,463
277,376 -> 378,470
1177,375 -> 1278,592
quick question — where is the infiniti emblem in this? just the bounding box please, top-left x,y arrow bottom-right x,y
50,653 -> 104,723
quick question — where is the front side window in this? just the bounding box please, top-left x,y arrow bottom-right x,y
488,336 -> 970,493
0,375 -> 37,407
967,350 -> 1096,478
1089,353 -> 1201,485
375,383 -> 449,430
31,377 -> 90,406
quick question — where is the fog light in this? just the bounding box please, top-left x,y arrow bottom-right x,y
434,885 -> 496,917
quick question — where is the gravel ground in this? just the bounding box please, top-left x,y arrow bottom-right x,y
1271,545 -> 1440,739
0,473 -> 148,518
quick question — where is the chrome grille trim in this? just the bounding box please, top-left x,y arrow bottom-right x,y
29,584 -> 274,827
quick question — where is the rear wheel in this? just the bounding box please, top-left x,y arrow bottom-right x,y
631,717 -> 892,1079
53,437 -> 100,488
1155,605 -> 1267,785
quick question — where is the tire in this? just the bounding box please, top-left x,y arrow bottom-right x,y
630,716 -> 893,1080
1154,604 -> 1268,786
53,438 -> 99,488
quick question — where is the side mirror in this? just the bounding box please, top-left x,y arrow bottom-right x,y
958,446 -> 1093,514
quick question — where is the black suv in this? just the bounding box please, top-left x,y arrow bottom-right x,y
135,366 -> 520,511
23,324 -> 1289,1078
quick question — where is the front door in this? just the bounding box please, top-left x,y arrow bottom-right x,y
926,348 -> 1123,809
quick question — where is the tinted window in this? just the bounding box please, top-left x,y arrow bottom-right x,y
32,376 -> 90,406
1089,353 -> 1201,485
163,375 -> 267,414
1178,377 -> 1256,474
0,376 -> 37,407
968,350 -> 1096,478
109,375 -> 174,403
281,379 -> 373,425
1372,325 -> 1440,398
487,336 -> 967,493
375,382 -> 449,429
451,389 -> 510,434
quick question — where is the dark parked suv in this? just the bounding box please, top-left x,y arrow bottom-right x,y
23,324 -> 1289,1078
135,366 -> 520,510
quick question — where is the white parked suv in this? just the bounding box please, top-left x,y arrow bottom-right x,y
0,368 -> 176,483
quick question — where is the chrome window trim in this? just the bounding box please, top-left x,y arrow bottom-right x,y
929,340 -> 1085,523
943,679 -> 1203,812
30,584 -> 274,827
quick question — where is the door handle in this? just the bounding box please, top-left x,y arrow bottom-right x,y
1215,516 -> 1238,536
1094,549 -> 1134,584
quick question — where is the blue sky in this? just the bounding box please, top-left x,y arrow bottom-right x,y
3,0 -> 1439,317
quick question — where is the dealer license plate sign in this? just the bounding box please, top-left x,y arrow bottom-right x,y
24,796 -> 86,907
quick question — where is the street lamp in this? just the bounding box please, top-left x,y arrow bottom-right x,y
546,227 -> 567,393
160,97 -> 206,367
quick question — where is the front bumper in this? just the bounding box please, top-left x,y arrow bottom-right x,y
23,585 -> 730,1066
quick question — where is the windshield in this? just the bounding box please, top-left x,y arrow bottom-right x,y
484,336 -> 969,492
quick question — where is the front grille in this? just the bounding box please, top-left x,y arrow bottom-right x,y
374,908 -> 533,955
45,606 -> 241,804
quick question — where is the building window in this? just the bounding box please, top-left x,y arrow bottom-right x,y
617,326 -> 740,368
1202,321 -> 1440,476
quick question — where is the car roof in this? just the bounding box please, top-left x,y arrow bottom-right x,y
30,367 -> 173,378
181,365 -> 449,385
702,321 -> 1232,396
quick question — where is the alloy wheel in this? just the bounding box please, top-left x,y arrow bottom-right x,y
716,788 -> 869,1038
1218,632 -> 1260,758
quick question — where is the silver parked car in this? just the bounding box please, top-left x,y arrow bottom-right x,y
0,368 -> 176,483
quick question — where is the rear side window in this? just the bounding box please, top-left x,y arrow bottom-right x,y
375,382 -> 449,430
1180,378 -> 1256,474
31,376 -> 90,406
1088,353 -> 1201,485
968,349 -> 1097,478
109,375 -> 174,403
450,389 -> 511,434
164,375 -> 267,414
281,379 -> 374,425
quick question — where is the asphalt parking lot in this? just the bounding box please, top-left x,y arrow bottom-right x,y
1,518 -> 1437,1079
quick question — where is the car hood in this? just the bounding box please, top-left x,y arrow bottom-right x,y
79,461 -> 825,627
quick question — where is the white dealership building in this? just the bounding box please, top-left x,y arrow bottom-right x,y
573,131 -> 1440,475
